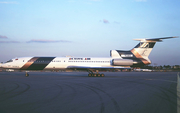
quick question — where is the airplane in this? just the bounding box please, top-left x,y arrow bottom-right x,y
0,36 -> 178,77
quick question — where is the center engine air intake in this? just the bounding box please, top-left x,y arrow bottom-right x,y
112,59 -> 133,66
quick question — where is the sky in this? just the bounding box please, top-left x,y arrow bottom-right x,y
0,0 -> 180,66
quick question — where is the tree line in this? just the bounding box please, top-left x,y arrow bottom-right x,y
140,65 -> 180,70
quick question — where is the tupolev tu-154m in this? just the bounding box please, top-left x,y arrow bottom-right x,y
0,36 -> 178,77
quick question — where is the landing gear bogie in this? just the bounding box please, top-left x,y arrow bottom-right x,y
88,73 -> 105,77
87,70 -> 105,77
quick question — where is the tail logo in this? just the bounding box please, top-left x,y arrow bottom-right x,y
131,49 -> 151,65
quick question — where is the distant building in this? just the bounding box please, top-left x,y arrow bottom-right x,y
172,65 -> 180,69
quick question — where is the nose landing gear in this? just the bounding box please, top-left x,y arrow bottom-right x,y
25,72 -> 29,77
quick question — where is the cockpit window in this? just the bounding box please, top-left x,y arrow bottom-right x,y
6,59 -> 13,63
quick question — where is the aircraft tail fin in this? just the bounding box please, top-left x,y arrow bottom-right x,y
110,36 -> 178,66
131,36 -> 178,63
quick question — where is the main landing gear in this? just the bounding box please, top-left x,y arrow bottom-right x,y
87,70 -> 105,77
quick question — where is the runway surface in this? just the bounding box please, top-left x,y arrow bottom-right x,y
0,72 -> 178,113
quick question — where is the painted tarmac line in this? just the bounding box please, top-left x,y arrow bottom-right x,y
144,78 -> 177,83
177,72 -> 180,113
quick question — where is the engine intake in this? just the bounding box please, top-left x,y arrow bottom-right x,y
112,59 -> 133,66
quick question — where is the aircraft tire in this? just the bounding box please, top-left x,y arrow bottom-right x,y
88,74 -> 92,77
93,74 -> 97,77
97,74 -> 101,77
25,73 -> 29,77
101,74 -> 105,77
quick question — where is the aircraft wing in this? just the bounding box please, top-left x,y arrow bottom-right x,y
67,66 -> 131,69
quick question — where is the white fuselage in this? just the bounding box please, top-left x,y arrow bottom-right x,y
1,57 -> 127,71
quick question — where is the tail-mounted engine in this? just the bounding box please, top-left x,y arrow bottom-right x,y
112,59 -> 133,66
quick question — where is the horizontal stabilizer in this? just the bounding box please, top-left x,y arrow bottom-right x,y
134,36 -> 178,42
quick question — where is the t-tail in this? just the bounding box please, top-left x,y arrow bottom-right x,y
110,36 -> 178,67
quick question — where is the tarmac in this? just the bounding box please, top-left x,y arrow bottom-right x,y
0,71 -> 178,113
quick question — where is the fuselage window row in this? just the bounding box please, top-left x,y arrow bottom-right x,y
27,60 -> 61,62
21,60 -> 110,63
68,61 -> 110,63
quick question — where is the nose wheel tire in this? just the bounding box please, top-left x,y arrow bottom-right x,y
25,72 -> 29,77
